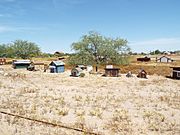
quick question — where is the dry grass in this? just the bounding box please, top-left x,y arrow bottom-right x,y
106,109 -> 132,134
0,65 -> 179,135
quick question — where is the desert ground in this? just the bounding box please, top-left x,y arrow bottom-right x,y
0,64 -> 179,135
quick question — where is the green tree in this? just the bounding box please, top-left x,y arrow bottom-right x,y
11,40 -> 41,59
0,44 -> 8,57
69,31 -> 130,71
54,51 -> 64,57
150,49 -> 162,55
40,52 -> 54,58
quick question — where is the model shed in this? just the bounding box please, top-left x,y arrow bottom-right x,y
137,69 -> 147,78
137,56 -> 151,62
104,65 -> 120,77
13,60 -> 31,69
71,67 -> 83,77
170,67 -> 180,79
49,61 -> 65,73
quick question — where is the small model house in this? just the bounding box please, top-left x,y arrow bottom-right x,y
170,67 -> 180,79
49,61 -> 65,73
104,65 -> 120,77
12,60 -> 31,69
71,67 -> 83,77
137,69 -> 147,78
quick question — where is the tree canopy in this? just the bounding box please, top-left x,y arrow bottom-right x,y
0,40 -> 41,59
0,44 -> 8,57
150,49 -> 162,55
68,31 -> 130,71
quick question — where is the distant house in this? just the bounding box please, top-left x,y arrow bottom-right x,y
0,58 -> 6,65
104,65 -> 120,77
49,61 -> 65,73
170,67 -> 180,79
71,67 -> 83,77
12,60 -> 31,69
137,56 -> 151,62
156,56 -> 173,63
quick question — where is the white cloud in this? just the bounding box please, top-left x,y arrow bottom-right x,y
129,38 -> 180,52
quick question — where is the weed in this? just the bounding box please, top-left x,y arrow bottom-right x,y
105,109 -> 132,133
58,108 -> 69,116
75,109 -> 85,117
80,73 -> 85,77
89,108 -> 103,119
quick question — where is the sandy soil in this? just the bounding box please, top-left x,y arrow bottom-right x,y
0,66 -> 179,135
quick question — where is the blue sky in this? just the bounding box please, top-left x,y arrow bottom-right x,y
0,0 -> 180,53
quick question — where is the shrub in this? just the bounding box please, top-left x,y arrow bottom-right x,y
80,73 -> 85,77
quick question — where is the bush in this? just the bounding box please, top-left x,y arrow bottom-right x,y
80,73 -> 85,77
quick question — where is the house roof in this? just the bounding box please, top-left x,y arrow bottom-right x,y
170,67 -> 180,71
139,69 -> 147,74
13,60 -> 31,64
170,66 -> 180,68
72,67 -> 83,72
157,56 -> 172,60
50,61 -> 65,66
